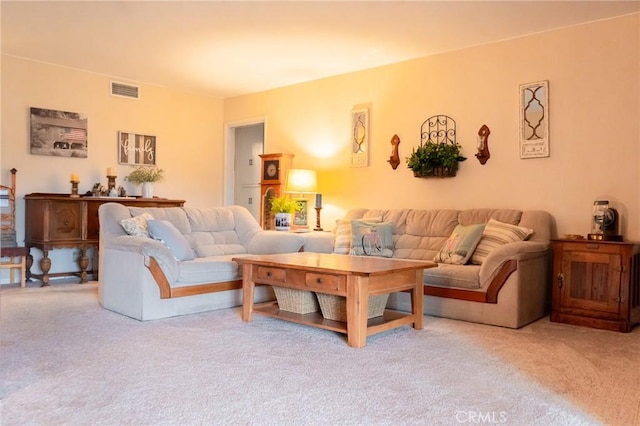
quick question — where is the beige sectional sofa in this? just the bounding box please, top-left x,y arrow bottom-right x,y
99,202 -> 552,329
305,208 -> 552,328
98,203 -> 305,320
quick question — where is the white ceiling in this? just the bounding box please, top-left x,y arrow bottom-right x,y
2,1 -> 639,99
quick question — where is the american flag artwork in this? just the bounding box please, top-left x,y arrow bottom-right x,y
29,107 -> 88,158
64,128 -> 86,142
118,131 -> 156,165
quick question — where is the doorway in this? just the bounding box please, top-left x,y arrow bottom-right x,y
224,119 -> 265,223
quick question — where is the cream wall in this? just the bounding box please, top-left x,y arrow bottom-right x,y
224,14 -> 640,240
1,14 -> 639,281
1,56 -> 224,275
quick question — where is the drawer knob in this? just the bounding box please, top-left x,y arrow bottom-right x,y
266,271 -> 272,278
316,277 -> 323,284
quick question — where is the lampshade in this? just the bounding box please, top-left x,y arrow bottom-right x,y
285,169 -> 317,194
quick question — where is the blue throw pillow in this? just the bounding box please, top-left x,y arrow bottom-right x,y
349,221 -> 394,258
147,220 -> 196,261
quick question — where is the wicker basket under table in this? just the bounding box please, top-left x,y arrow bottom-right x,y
316,293 -> 390,322
272,286 -> 319,314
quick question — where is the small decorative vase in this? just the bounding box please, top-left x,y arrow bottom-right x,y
141,182 -> 154,198
274,212 -> 291,231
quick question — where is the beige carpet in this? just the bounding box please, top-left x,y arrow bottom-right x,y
1,282 -> 638,425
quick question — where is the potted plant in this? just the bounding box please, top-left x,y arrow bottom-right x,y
125,166 -> 164,198
406,141 -> 466,177
270,196 -> 301,231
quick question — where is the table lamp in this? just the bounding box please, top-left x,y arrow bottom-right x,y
285,169 -> 317,230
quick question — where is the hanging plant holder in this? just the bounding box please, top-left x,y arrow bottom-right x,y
407,115 -> 466,178
413,166 -> 457,178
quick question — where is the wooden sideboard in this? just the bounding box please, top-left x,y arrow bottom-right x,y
24,193 -> 185,285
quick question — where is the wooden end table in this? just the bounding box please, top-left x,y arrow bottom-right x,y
233,252 -> 436,348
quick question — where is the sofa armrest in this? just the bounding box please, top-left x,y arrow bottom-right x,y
103,235 -> 179,283
479,240 -> 550,287
300,232 -> 335,253
247,231 -> 305,254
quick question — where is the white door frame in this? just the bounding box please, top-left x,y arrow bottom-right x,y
223,117 -> 267,206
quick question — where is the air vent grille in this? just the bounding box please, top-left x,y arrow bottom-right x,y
111,81 -> 139,99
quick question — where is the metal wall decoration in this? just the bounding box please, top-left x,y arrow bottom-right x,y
407,115 -> 465,178
421,115 -> 456,145
29,107 -> 88,158
520,80 -> 549,159
351,107 -> 369,167
118,131 -> 157,165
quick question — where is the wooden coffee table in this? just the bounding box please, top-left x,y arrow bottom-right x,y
233,252 -> 436,348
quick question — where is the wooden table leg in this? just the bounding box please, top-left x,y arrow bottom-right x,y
412,269 -> 424,330
346,275 -> 369,348
241,264 -> 255,322
40,248 -> 51,287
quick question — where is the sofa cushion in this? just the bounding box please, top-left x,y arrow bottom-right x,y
193,240 -> 247,257
175,256 -> 240,285
434,223 -> 485,265
349,221 -> 394,257
333,217 -> 381,255
129,207 -> 191,234
147,220 -> 196,261
424,263 -> 481,289
471,218 -> 534,265
119,212 -> 154,237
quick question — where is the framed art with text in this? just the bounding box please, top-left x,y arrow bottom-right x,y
118,131 -> 157,165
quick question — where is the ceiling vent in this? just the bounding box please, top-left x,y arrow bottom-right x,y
110,81 -> 139,99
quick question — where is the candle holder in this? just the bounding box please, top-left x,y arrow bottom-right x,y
70,180 -> 79,197
314,206 -> 323,231
107,175 -> 117,192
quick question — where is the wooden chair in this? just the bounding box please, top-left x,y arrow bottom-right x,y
1,169 -> 28,287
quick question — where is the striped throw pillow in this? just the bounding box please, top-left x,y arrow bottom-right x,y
470,218 -> 533,265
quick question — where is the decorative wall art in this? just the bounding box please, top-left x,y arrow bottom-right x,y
118,131 -> 157,166
351,107 -> 369,167
29,107 -> 88,158
519,80 -> 549,159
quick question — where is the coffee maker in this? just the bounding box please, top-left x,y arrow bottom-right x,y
587,200 -> 622,241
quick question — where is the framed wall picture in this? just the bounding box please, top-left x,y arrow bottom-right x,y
351,107 -> 369,167
118,131 -> 156,165
29,107 -> 88,158
519,80 -> 549,159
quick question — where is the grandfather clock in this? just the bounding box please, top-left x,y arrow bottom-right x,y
259,153 -> 293,230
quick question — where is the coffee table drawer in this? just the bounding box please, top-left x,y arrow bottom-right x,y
305,272 -> 344,291
256,266 -> 286,283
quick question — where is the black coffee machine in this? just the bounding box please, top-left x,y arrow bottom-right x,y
587,200 -> 622,241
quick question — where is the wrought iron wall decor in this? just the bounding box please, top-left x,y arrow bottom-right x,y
407,115 -> 466,178
421,115 -> 456,146
519,80 -> 549,159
